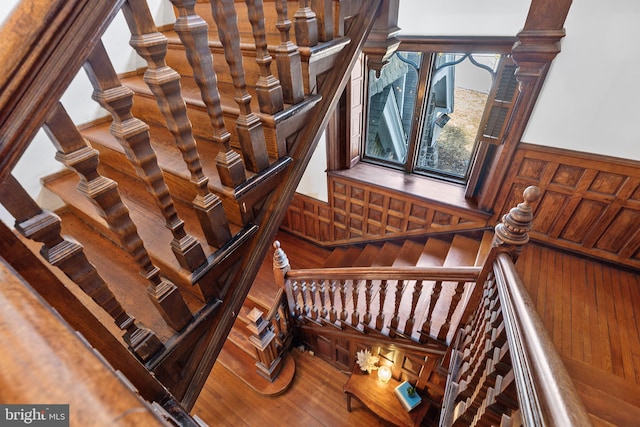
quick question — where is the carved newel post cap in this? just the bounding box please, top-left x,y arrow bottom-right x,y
273,240 -> 290,270
523,185 -> 541,205
494,186 -> 541,247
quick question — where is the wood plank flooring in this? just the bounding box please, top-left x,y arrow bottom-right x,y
516,244 -> 640,386
192,348 -> 385,427
516,243 -> 640,426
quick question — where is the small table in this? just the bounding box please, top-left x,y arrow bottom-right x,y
343,365 -> 430,427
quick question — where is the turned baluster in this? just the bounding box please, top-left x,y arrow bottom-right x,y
275,0 -> 305,104
294,0 -> 318,47
309,280 -> 319,320
0,175 -> 163,361
339,279 -> 348,321
300,279 -> 309,316
310,0 -> 333,42
363,279 -> 373,326
122,0 -> 232,248
290,280 -> 301,316
328,279 -> 337,323
318,279 -> 328,319
375,279 -> 388,331
83,41 -> 207,274
245,0 -> 284,114
438,281 -> 467,342
420,280 -> 443,342
404,279 -> 423,336
209,0 -> 269,173
170,0 -> 247,188
44,100 -> 193,333
350,279 -> 360,326
389,279 -> 405,330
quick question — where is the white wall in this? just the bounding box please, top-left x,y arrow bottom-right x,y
523,0 -> 640,160
398,0 -> 531,37
298,132 -> 329,202
0,2 -> 176,224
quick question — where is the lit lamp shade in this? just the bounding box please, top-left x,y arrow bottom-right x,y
378,365 -> 392,383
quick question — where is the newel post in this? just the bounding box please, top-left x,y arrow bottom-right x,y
247,308 -> 283,382
493,186 -> 541,261
273,241 -> 297,316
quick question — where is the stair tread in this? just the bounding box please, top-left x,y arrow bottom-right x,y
416,237 -> 450,267
227,320 -> 255,356
443,235 -> 481,267
393,239 -> 426,267
562,356 -> 640,409
44,167 -> 229,297
352,244 -> 382,267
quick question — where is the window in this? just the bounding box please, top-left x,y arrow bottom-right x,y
363,40 -> 518,187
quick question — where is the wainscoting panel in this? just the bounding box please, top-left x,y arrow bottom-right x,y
495,143 -> 640,269
283,173 -> 490,245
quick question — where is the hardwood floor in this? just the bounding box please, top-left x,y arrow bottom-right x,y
517,244 -> 640,385
517,243 -> 640,426
192,348 -> 385,427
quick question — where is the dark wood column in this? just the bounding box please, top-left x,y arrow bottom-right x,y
477,0 -> 573,211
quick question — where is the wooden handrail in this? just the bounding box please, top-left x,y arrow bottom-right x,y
266,287 -> 285,321
493,252 -> 591,426
287,266 -> 481,281
0,0 -> 123,185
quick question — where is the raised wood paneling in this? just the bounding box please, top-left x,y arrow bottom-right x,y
495,143 -> 640,270
283,172 -> 490,245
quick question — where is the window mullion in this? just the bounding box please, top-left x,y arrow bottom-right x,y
405,52 -> 435,173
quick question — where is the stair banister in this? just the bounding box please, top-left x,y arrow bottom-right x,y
0,174 -> 162,361
123,0 -> 234,250
208,0 -> 270,173
179,0 -> 384,408
492,252 -> 591,426
0,0 -> 123,185
170,0 -> 248,188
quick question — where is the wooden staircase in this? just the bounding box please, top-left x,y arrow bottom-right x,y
0,0 -> 389,417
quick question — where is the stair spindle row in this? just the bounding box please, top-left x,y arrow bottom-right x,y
0,175 -> 162,361
45,96 -> 194,333
281,266 -> 478,344
170,0 -> 248,189
442,275 -> 519,427
123,0 -> 233,249
84,42 -> 207,274
209,0 -> 269,173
